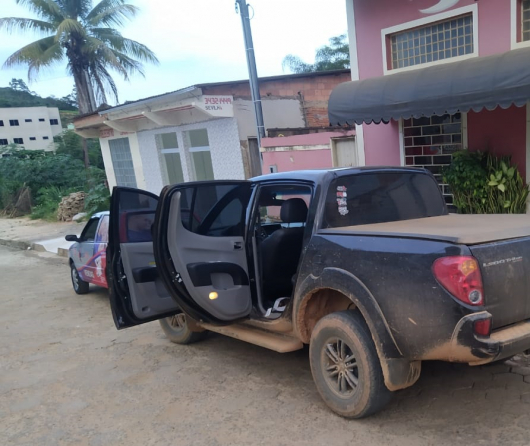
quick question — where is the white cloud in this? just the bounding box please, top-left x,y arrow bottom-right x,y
0,0 -> 347,103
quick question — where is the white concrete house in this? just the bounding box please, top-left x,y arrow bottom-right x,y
0,107 -> 62,151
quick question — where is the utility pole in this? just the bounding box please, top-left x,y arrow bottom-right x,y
235,0 -> 266,150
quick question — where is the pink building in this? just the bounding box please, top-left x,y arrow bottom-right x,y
329,0 -> 530,207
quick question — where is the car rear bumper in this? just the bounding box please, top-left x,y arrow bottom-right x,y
442,311 -> 530,365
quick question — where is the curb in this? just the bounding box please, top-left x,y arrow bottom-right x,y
0,238 -> 69,258
0,238 -> 32,251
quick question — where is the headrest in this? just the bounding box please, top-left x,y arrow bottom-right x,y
280,198 -> 308,223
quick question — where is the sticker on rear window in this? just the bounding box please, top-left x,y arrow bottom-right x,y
336,185 -> 349,216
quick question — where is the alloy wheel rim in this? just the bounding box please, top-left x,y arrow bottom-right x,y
168,313 -> 186,331
322,337 -> 359,398
71,267 -> 79,290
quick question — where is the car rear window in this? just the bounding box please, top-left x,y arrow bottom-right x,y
323,172 -> 447,228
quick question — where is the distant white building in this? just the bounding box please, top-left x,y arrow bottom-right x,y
0,106 -> 63,151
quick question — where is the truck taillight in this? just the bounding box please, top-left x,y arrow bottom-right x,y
432,256 -> 484,306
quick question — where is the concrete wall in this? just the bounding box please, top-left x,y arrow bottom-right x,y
0,106 -> 62,151
233,98 -> 305,141
262,149 -> 333,174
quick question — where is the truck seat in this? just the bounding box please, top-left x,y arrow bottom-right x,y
260,198 -> 308,299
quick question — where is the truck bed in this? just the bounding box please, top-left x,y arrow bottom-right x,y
322,214 -> 530,245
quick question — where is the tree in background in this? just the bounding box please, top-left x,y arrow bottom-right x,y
9,78 -> 34,94
0,0 -> 158,114
55,129 -> 104,168
282,34 -> 350,74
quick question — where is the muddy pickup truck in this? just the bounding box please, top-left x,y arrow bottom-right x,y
107,167 -> 530,418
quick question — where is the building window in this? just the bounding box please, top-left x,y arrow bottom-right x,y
403,113 -> 463,206
14,138 -> 24,144
43,136 -> 49,140
0,139 -> 8,145
50,119 -> 59,125
390,14 -> 473,69
39,118 -> 45,122
186,129 -> 214,181
0,120 -> 4,126
9,120 -> 19,126
155,132 -> 184,185
25,119 -> 32,123
523,0 -> 530,41
29,137 -> 36,141
109,137 -> 137,188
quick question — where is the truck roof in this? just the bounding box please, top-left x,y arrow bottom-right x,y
251,166 -> 427,184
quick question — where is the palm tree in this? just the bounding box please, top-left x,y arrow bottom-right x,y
0,0 -> 159,114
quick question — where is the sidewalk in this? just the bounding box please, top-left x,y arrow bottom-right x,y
0,216 -> 84,257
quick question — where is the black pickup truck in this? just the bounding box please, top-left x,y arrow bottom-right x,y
107,167 -> 530,418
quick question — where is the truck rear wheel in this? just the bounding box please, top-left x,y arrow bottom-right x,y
159,313 -> 207,345
309,310 -> 392,418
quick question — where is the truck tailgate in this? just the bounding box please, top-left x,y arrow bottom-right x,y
470,237 -> 530,329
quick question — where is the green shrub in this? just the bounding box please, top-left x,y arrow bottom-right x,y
0,148 -> 107,217
84,183 -> 110,218
443,151 -> 529,214
30,186 -> 74,221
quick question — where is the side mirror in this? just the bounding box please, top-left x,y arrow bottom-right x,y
65,234 -> 79,242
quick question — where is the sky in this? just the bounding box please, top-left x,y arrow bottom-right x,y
0,0 -> 348,105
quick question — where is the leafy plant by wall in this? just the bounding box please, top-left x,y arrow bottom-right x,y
0,148 -> 108,218
443,151 -> 529,214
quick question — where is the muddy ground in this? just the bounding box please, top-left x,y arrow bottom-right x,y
2,245 -> 530,446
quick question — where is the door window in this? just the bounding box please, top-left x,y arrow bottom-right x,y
81,218 -> 100,242
179,184 -> 250,237
118,190 -> 157,243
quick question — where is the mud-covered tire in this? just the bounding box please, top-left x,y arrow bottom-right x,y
159,314 -> 207,345
70,262 -> 89,295
309,310 -> 392,418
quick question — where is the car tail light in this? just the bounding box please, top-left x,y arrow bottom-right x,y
432,256 -> 484,306
474,318 -> 492,337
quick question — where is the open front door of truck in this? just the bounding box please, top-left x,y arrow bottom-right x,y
153,181 -> 253,324
108,187 -> 179,329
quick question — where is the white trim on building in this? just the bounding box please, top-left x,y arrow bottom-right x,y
346,0 -> 366,166
381,3 -> 479,75
511,0 -> 530,49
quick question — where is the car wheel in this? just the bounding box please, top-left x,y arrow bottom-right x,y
159,312 -> 207,345
309,310 -> 392,419
70,262 -> 90,295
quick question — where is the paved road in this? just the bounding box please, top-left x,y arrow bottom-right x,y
2,245 -> 530,446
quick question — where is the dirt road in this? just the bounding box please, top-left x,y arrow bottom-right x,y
2,245 -> 530,446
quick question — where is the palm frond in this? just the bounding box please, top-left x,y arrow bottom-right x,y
15,0 -> 64,23
0,17 -> 55,34
55,18 -> 86,41
56,0 -> 92,19
3,36 -> 63,80
90,62 -> 119,104
86,3 -> 139,27
85,0 -> 125,19
90,28 -> 158,64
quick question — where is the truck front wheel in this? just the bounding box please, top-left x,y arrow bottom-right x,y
309,310 -> 392,418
